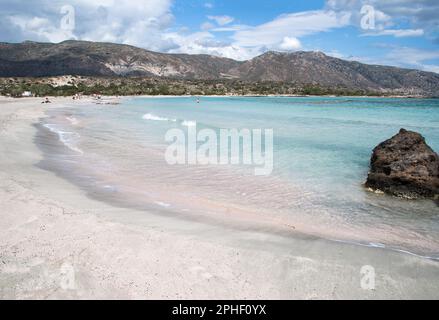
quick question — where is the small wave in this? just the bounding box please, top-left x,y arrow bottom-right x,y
155,201 -> 171,208
66,116 -> 79,125
330,238 -> 439,261
102,185 -> 118,193
369,242 -> 386,248
43,124 -> 83,154
142,113 -> 176,122
181,120 -> 197,127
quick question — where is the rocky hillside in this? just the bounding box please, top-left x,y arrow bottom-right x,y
229,51 -> 439,95
0,41 -> 240,79
1,40 -> 439,96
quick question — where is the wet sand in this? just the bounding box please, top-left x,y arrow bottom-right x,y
1,96 -> 439,299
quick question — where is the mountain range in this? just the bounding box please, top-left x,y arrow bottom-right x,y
1,40 -> 439,96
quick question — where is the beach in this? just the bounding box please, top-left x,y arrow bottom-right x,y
1,96 -> 439,300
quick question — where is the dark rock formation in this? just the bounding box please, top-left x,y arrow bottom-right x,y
366,129 -> 439,199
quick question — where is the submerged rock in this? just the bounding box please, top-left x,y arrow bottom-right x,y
365,129 -> 439,199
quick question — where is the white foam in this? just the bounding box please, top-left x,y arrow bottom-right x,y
369,242 -> 386,248
103,185 -> 117,192
66,116 -> 79,125
43,124 -> 83,154
142,113 -> 176,122
330,238 -> 439,261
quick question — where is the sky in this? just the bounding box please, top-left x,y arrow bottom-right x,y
1,0 -> 439,73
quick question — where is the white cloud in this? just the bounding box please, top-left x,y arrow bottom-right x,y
3,0 -> 175,51
0,0 -> 260,60
207,15 -> 235,26
386,47 -> 439,68
200,22 -> 215,31
233,10 -> 351,47
211,25 -> 246,32
163,31 -> 260,60
362,29 -> 425,38
422,65 -> 439,74
332,46 -> 439,74
190,9 -> 350,59
171,10 -> 349,60
8,15 -> 76,43
326,0 -> 439,39
279,37 -> 302,51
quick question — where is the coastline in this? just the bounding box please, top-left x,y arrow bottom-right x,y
132,94 -> 434,99
2,93 -> 435,100
1,97 -> 439,299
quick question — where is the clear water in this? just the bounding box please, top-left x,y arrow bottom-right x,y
37,96 -> 439,258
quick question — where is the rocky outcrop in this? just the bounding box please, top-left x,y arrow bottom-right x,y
366,129 -> 439,199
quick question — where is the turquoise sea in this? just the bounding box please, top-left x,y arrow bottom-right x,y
37,96 -> 439,258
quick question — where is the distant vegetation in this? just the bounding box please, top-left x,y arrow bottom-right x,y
0,76 -> 390,98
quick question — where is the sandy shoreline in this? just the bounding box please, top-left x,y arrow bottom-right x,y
1,96 -> 439,299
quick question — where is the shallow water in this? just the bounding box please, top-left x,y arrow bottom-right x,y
36,96 -> 439,258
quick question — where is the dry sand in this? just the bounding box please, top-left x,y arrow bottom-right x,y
0,96 -> 438,300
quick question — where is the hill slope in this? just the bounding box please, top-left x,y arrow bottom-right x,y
229,51 -> 439,95
1,40 -> 438,96
0,41 -> 241,79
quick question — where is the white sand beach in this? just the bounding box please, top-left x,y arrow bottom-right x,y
1,96 -> 439,300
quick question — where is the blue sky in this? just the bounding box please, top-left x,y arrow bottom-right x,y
1,0 -> 439,72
